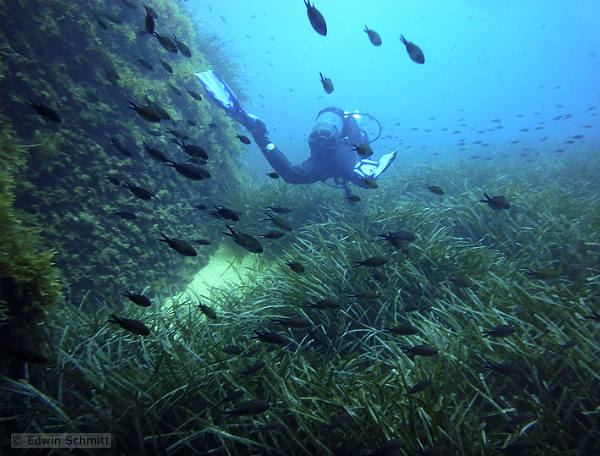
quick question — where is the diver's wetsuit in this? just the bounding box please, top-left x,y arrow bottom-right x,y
244,107 -> 374,189
194,69 -> 394,189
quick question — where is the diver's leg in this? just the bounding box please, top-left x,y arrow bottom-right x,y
195,70 -> 318,184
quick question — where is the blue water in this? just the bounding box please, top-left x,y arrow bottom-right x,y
186,0 -> 599,176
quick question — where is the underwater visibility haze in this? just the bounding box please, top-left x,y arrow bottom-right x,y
0,0 -> 599,454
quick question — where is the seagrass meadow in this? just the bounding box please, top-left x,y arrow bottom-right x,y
1,0 -> 600,455
2,148 -> 600,455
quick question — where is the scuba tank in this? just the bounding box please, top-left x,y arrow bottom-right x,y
308,110 -> 344,156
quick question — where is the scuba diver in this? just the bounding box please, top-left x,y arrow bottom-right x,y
195,70 -> 397,197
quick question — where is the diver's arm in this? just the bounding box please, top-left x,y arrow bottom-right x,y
243,116 -> 320,184
193,70 -> 318,184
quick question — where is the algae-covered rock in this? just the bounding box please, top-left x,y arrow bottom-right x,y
0,0 -> 248,302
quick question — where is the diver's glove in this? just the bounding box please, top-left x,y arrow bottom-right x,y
243,113 -> 270,149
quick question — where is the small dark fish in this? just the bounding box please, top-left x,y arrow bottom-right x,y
186,89 -> 203,101
166,128 -> 189,140
378,231 -> 413,252
361,177 -> 378,188
187,156 -> 208,166
265,212 -> 292,231
560,339 -> 577,350
306,299 -> 339,310
222,399 -> 271,417
266,206 -> 292,213
484,361 -> 527,377
584,310 -> 600,322
212,205 -> 241,221
122,0 -> 137,9
347,290 -> 379,300
92,12 -> 108,30
187,120 -> 197,126
143,142 -> 168,162
260,230 -> 286,239
402,344 -> 438,357
2,346 -> 48,364
160,59 -> 173,73
482,324 -> 515,338
153,32 -> 178,53
26,99 -> 60,122
346,194 -> 361,203
128,101 -> 161,122
194,239 -> 211,245
364,26 -> 382,46
425,185 -> 445,195
241,360 -> 265,376
526,265 -> 562,280
236,134 -> 251,144
384,323 -> 418,336
195,203 -> 208,210
253,330 -> 286,345
175,140 -> 208,160
208,121 -> 218,129
224,225 -> 263,253
104,67 -> 120,85
480,193 -> 510,210
541,135 -> 548,141
319,72 -> 334,94
449,277 -> 471,288
111,210 -> 136,220
352,143 -> 373,158
121,181 -> 153,200
172,34 -> 191,57
272,316 -> 311,329
286,261 -> 305,273
123,291 -> 151,307
400,35 -> 425,64
304,0 -> 327,36
137,58 -> 154,71
169,83 -> 182,96
158,233 -> 197,257
266,172 -> 279,179
198,303 -> 217,319
108,314 -> 150,336
354,256 -> 388,268
107,176 -> 120,186
403,379 -> 433,396
371,271 -> 386,282
142,3 -> 155,34
111,136 -> 133,156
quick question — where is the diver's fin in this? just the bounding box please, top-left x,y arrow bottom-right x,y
195,70 -> 242,117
